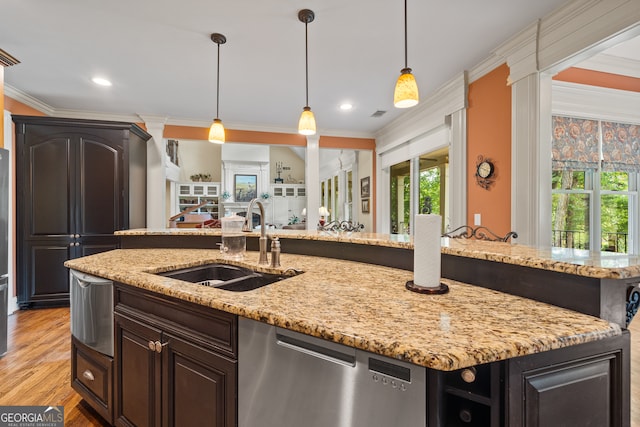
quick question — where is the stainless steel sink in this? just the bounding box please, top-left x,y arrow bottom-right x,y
157,263 -> 291,292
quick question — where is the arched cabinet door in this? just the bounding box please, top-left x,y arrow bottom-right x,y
13,116 -> 150,308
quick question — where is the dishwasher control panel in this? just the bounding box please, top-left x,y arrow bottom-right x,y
369,356 -> 412,392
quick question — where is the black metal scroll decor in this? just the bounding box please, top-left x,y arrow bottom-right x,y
319,220 -> 365,233
626,285 -> 640,327
443,225 -> 518,242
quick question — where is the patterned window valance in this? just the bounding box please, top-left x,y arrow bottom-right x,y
601,121 -> 640,172
552,116 -> 599,171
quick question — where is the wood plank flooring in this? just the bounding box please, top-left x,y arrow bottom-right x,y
0,307 -> 639,426
0,308 -> 108,426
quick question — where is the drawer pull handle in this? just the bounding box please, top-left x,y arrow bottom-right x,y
82,370 -> 95,381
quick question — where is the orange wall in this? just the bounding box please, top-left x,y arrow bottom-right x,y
4,96 -> 47,116
163,124 -> 375,150
1,68 -> 4,149
554,67 -> 640,92
466,63 -> 512,235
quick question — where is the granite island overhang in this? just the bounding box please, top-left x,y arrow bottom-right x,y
65,248 -> 621,371
66,240 -> 631,426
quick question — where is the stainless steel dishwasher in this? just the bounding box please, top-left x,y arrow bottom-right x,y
239,317 -> 426,427
69,269 -> 114,357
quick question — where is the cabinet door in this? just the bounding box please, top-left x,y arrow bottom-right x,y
17,133 -> 75,307
114,312 -> 162,427
77,133 -> 124,236
162,332 -> 237,427
507,333 -> 629,427
16,125 -> 123,307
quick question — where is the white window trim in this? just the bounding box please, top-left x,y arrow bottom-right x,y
375,73 -> 467,233
499,0 -> 640,246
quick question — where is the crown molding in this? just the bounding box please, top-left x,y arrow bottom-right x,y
552,80 -> 640,123
494,21 -> 539,85
494,0 -> 640,83
576,53 -> 640,78
375,72 -> 466,153
4,85 -> 55,116
4,85 -> 373,139
467,53 -> 507,83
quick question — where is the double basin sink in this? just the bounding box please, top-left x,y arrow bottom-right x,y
158,263 -> 298,292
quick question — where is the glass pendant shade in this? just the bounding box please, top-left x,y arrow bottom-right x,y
208,118 -> 225,144
394,68 -> 419,108
298,106 -> 316,136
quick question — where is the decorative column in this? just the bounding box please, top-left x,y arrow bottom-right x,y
305,135 -> 320,230
139,116 -> 167,229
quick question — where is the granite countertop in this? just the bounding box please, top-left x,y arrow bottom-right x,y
65,248 -> 621,371
117,228 -> 640,279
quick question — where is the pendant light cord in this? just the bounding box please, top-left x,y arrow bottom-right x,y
403,0 -> 408,69
216,42 -> 221,119
305,20 -> 309,107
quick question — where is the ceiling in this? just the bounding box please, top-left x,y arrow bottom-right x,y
0,0 -> 596,138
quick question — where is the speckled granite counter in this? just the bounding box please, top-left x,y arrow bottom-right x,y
116,228 -> 640,279
65,248 -> 621,371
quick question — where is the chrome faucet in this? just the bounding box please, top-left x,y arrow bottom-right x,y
242,198 -> 269,265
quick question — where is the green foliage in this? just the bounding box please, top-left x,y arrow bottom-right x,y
552,169 -> 630,252
389,165 -> 442,234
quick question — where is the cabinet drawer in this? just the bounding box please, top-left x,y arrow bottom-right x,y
71,336 -> 113,424
115,284 -> 238,358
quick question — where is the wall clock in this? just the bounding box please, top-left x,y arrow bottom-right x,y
475,155 -> 495,189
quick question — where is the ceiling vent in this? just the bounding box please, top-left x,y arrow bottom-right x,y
0,49 -> 20,67
370,110 -> 386,118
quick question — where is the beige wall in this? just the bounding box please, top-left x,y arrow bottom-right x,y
176,139 -> 222,182
269,146 -> 305,184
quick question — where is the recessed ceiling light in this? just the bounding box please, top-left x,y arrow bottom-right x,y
91,77 -> 112,87
339,103 -> 353,111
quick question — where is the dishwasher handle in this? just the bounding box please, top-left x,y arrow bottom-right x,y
276,330 -> 356,367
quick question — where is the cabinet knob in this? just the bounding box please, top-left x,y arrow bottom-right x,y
74,234 -> 80,238
74,242 -> 80,246
460,367 -> 477,383
148,341 -> 155,351
154,340 -> 169,353
82,370 -> 95,381
69,242 -> 75,247
459,408 -> 473,423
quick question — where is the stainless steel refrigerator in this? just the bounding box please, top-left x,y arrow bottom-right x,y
1,148 -> 8,356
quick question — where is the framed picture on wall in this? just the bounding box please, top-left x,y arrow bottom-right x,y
360,176 -> 370,198
361,198 -> 370,213
234,174 -> 257,202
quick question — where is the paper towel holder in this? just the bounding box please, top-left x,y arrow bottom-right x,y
405,280 -> 449,295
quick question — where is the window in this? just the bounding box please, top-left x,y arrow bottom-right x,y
551,116 -> 639,253
390,161 -> 410,234
389,148 -> 449,235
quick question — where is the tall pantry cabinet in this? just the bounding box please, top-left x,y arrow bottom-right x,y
13,116 -> 150,308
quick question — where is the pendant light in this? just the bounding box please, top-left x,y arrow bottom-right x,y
209,33 -> 226,144
298,9 -> 316,136
393,0 -> 419,108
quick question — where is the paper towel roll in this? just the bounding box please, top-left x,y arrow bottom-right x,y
413,214 -> 441,288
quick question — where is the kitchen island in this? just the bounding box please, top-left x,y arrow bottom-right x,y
65,244 -> 630,426
118,228 -> 640,328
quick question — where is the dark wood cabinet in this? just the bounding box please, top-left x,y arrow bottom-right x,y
114,284 -> 237,427
13,116 -> 149,308
507,332 -> 630,427
71,336 -> 114,425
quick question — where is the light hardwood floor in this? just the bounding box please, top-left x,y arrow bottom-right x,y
0,307 -> 639,426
